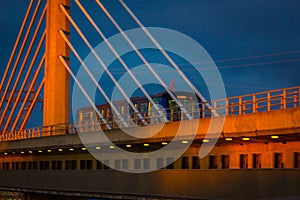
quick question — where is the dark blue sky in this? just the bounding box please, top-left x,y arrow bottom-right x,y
1,0 -> 300,97
0,0 -> 300,126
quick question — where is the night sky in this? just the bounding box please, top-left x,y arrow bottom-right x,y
0,0 -> 300,124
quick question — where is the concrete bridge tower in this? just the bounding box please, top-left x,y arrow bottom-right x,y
44,0 -> 70,127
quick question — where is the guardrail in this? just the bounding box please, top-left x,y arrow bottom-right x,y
1,86 -> 299,141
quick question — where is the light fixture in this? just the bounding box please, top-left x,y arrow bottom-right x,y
126,144 -> 132,148
12,152 -> 16,154
242,138 -> 250,141
143,143 -> 149,147
182,140 -> 189,144
271,135 -> 279,139
47,150 -> 52,153
162,142 -> 168,145
21,151 -> 25,154
38,150 -> 43,153
95,146 -> 101,150
81,147 -> 87,151
69,148 -> 74,151
58,149 -> 63,152
203,139 -> 210,143
225,138 -> 232,141
4,153 -> 7,155
29,151 -> 33,154
109,145 -> 115,149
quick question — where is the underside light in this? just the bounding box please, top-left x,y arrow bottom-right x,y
69,148 -> 74,151
162,142 -> 168,145
271,135 -> 279,139
143,143 -> 150,147
242,137 -> 250,141
203,139 -> 210,143
82,147 -> 87,151
126,144 -> 132,148
95,146 -> 101,150
225,138 -> 233,141
182,140 -> 189,144
29,151 -> 33,154
12,152 -> 16,154
4,153 -> 7,155
38,150 -> 43,153
58,149 -> 63,152
109,145 -> 115,149
47,150 -> 52,153
21,151 -> 25,154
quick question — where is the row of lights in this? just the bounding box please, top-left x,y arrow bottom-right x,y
1,136 -> 280,155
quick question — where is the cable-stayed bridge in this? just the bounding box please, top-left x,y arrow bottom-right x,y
0,1 -> 299,199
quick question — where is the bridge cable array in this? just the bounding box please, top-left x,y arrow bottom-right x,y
0,0 -> 46,134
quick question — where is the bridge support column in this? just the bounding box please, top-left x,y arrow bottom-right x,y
44,0 -> 70,129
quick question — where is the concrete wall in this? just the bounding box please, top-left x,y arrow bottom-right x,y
0,170 -> 299,199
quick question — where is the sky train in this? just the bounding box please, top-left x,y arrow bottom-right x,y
76,91 -> 203,130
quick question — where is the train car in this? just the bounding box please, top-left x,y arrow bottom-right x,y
76,91 -> 202,131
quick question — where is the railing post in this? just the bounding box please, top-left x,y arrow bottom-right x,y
267,92 -> 271,111
225,98 -> 229,116
252,95 -> 256,113
239,97 -> 242,115
282,89 -> 286,109
293,87 -> 300,108
213,101 -> 217,117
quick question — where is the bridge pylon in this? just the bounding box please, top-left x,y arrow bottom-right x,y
44,0 -> 70,129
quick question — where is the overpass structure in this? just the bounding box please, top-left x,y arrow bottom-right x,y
0,0 -> 299,199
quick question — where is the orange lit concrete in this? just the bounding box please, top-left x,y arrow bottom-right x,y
44,0 -> 70,128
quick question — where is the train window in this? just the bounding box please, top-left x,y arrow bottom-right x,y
166,157 -> 174,169
274,153 -> 284,168
134,159 -> 141,170
122,159 -> 129,169
240,154 -> 248,169
143,158 -> 150,169
121,106 -> 124,114
21,161 -> 27,170
192,156 -> 200,169
181,156 -> 189,169
148,102 -> 152,115
169,100 -> 181,121
79,111 -> 83,121
115,159 -> 121,170
294,152 -> 300,168
209,155 -> 218,169
252,154 -> 262,168
156,157 -> 164,169
91,112 -> 95,120
83,112 -> 90,121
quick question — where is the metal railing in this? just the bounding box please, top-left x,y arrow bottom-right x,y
1,86 -> 299,141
